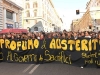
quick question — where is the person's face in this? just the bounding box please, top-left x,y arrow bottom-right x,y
85,32 -> 89,36
17,35 -> 20,38
62,34 -> 65,38
3,35 -> 6,38
67,33 -> 71,36
53,33 -> 56,36
74,32 -> 77,36
81,32 -> 84,36
28,33 -> 31,37
98,34 -> 100,39
7,34 -> 11,37
57,33 -> 60,36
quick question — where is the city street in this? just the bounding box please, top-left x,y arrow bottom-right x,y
0,0 -> 100,75
0,62 -> 100,75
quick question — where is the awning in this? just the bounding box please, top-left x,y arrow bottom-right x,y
0,29 -> 28,33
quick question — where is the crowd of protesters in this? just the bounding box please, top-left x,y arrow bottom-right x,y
1,30 -> 100,68
0,30 -> 100,40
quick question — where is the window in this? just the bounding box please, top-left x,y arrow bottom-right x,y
34,12 -> 37,17
43,12 -> 44,18
26,10 -> 30,17
34,9 -> 37,17
6,23 -> 13,28
33,2 -> 38,8
34,27 -> 38,31
25,3 -> 30,9
6,10 -> 13,20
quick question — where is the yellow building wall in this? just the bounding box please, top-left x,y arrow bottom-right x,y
74,9 -> 92,31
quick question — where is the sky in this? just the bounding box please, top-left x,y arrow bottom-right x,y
12,0 -> 89,30
52,0 -> 89,30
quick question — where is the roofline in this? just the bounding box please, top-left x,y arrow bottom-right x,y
5,0 -> 23,10
86,0 -> 91,9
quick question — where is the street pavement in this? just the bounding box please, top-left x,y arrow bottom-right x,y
0,62 -> 100,75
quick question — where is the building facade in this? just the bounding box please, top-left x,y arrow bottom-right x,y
86,0 -> 100,9
70,19 -> 80,31
74,9 -> 92,32
86,0 -> 100,31
22,0 -> 63,32
73,0 -> 100,32
0,0 -> 23,31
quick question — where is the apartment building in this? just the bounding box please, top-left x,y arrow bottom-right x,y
86,0 -> 100,31
86,0 -> 100,9
74,9 -> 92,32
70,19 -> 80,31
22,0 -> 63,32
0,0 -> 23,31
72,0 -> 100,32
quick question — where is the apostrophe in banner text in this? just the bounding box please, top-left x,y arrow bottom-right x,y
7,51 -> 37,62
44,50 -> 72,64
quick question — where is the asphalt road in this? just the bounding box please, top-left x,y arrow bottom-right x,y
0,62 -> 100,75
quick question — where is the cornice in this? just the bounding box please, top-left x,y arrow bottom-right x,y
5,0 -> 23,10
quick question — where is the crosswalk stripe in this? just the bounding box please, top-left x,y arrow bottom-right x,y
29,64 -> 40,74
23,64 -> 34,73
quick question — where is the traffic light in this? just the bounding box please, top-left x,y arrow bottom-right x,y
76,10 -> 80,15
